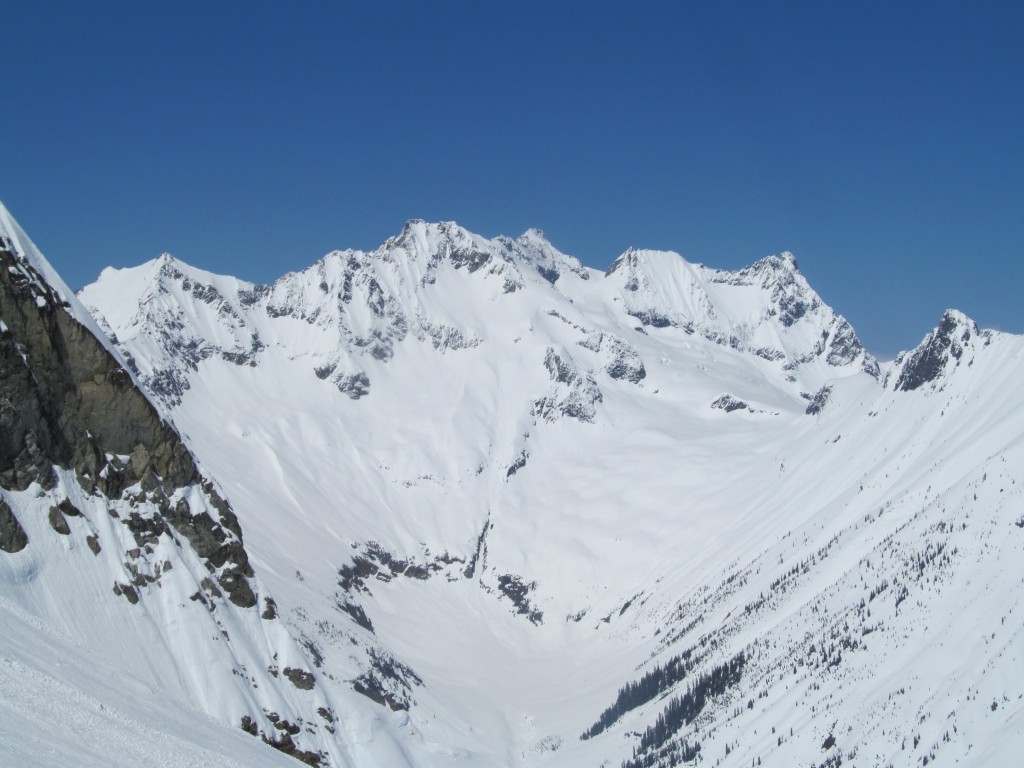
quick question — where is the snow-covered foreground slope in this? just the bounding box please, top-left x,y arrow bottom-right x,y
0,587 -> 299,768
4,203 -> 1022,768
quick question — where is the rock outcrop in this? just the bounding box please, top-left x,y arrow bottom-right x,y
0,237 -> 197,492
892,310 -> 988,392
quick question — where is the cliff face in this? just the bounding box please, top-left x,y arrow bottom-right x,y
0,235 -> 197,494
0,229 -> 267,609
890,309 -> 988,392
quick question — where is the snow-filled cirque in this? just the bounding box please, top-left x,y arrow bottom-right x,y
2,201 -> 1022,768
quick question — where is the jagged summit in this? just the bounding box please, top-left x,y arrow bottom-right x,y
387,219 -> 491,260
751,250 -> 799,272
80,220 -> 882,421
101,251 -> 238,287
507,226 -> 590,284
889,308 -> 989,392
602,245 -> 877,378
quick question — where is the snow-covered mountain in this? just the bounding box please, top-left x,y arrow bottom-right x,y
3,203 -> 1022,767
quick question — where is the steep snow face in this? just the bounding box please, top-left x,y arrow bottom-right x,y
0,594 -> 303,768
59,218 -> 1024,768
81,223 -> 870,578
83,254 -> 267,405
605,248 -> 878,382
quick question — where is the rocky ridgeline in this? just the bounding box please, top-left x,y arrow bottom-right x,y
891,310 -> 989,392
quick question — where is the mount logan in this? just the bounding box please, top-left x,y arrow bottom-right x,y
1,203 -> 1021,767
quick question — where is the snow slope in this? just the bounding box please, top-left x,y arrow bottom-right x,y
6,205 -> 1023,768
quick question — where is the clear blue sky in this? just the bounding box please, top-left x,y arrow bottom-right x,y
3,1 -> 1021,357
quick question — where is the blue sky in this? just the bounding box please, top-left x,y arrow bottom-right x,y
3,1 -> 1021,357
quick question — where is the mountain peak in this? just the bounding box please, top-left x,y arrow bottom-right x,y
384,219 -> 495,268
605,246 -> 686,277
396,218 -> 475,242
133,251 -> 236,291
511,228 -> 589,284
780,250 -> 798,268
601,244 -> 876,381
938,307 -> 976,329
746,252 -> 803,287
891,308 -> 985,392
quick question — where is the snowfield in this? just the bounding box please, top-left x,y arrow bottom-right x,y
2,203 -> 1022,767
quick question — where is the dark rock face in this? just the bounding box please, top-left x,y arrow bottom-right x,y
711,395 -> 749,413
506,450 -> 528,478
353,647 -> 423,712
313,363 -> 336,380
353,676 -> 407,711
57,498 -> 81,517
0,236 -> 260,609
0,497 -> 28,552
284,667 -> 316,690
536,348 -> 603,423
261,732 -> 325,767
754,255 -> 818,328
893,311 -> 983,392
448,246 -> 492,273
628,309 -> 673,329
0,239 -> 197,492
334,371 -> 370,399
242,715 -> 326,767
805,385 -> 833,416
337,540 -> 459,596
261,597 -> 278,620
543,348 -> 577,385
338,600 -> 375,633
419,320 -> 480,352
579,333 -> 647,384
496,573 -> 543,624
48,505 -> 72,535
826,318 -> 873,374
113,582 -> 140,605
536,265 -> 559,284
